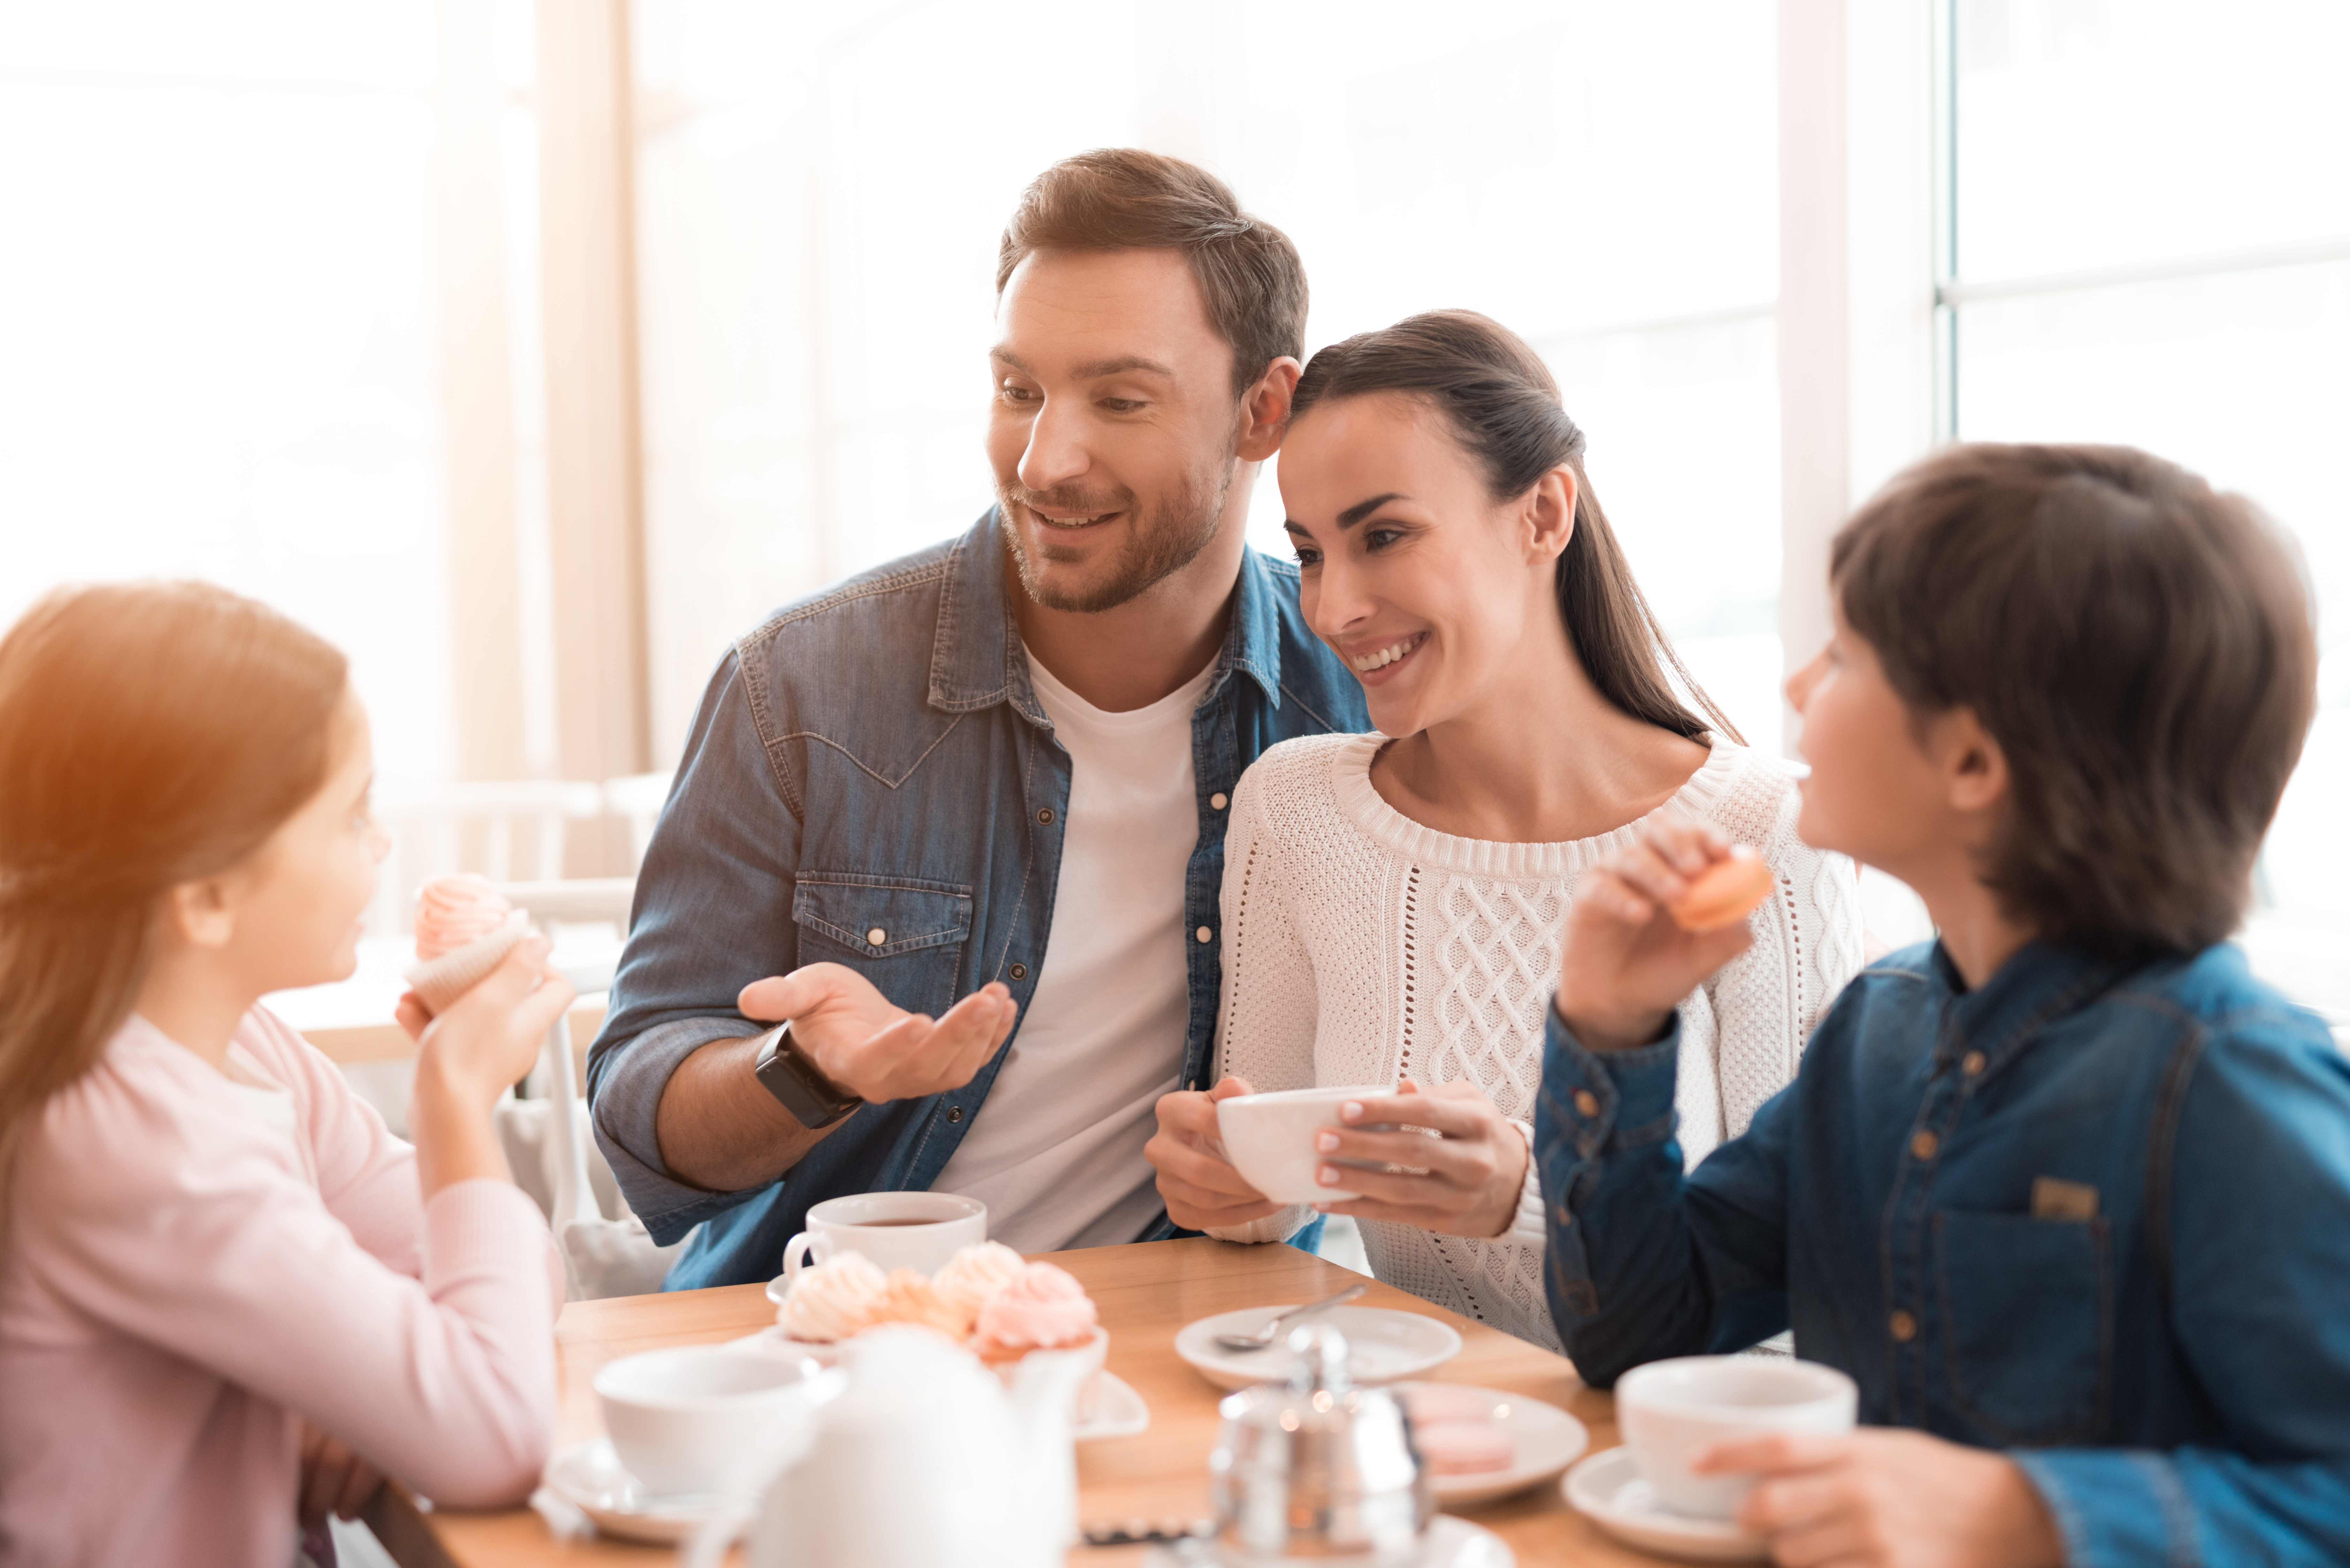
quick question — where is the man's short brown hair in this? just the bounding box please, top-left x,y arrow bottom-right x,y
997,148 -> 1307,399
1832,443 -> 2317,961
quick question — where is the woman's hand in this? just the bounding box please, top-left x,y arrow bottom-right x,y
297,1421 -> 383,1529
1310,1078 -> 1531,1239
1146,1076 -> 1281,1230
1554,815 -> 1757,1052
1699,1429 -> 2062,1568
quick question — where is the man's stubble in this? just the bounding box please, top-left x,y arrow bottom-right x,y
997,436 -> 1239,615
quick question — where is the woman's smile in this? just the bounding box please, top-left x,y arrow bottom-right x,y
1344,629 -> 1429,684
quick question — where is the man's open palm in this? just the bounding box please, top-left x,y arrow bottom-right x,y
737,964 -> 1017,1105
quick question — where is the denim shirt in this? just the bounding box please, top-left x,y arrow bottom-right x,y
1537,939 -> 2350,1565
587,511 -> 1368,1290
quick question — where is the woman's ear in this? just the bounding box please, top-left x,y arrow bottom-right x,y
1523,465 -> 1577,565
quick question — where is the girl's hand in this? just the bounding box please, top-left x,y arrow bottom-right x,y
1699,1429 -> 2062,1568
1310,1078 -> 1530,1238
1146,1076 -> 1281,1230
412,936 -> 575,1109
297,1421 -> 383,1527
1554,816 -> 1757,1052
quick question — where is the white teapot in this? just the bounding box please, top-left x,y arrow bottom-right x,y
748,1325 -> 1094,1568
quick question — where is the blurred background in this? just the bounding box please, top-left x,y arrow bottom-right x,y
2,0 -> 2344,1018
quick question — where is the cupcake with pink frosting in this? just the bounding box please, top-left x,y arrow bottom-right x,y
971,1261 -> 1100,1365
413,873 -> 512,960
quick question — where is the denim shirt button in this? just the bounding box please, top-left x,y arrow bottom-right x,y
1037,807 -> 1056,825
1210,792 -> 1230,810
1009,962 -> 1028,980
1910,1130 -> 1940,1160
1573,1089 -> 1600,1118
1961,1050 -> 1987,1076
865,927 -> 887,946
946,1105 -> 963,1123
1890,1309 -> 1919,1342
1196,926 -> 1213,943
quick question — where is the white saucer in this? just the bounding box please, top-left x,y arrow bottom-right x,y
1395,1382 -> 1588,1507
542,1437 -> 722,1545
1146,1513 -> 1512,1566
1563,1447 -> 1767,1562
1175,1305 -> 1463,1391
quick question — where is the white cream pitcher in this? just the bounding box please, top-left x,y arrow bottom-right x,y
747,1324 -> 1091,1568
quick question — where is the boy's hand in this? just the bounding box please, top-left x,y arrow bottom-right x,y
737,965 -> 1015,1105
1146,1076 -> 1281,1230
1310,1078 -> 1531,1239
1699,1429 -> 2062,1568
1554,816 -> 1756,1051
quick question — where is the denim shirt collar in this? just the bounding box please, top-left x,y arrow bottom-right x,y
925,508 -> 1287,722
1930,938 -> 2137,1074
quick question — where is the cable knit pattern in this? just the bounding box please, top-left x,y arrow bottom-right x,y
1207,733 -> 1864,1351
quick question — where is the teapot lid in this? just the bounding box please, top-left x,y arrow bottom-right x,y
1286,1322 -> 1353,1396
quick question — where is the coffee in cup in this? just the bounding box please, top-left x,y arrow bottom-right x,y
1614,1354 -> 1858,1519
781,1191 -> 988,1281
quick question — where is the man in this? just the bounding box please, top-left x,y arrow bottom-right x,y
588,149 -> 1369,1288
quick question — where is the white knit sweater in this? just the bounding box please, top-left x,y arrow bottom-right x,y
1205,733 -> 1864,1352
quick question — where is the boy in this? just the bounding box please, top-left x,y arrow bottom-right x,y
1538,443 -> 2348,1565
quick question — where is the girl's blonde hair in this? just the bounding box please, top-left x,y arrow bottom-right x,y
0,581 -> 348,1233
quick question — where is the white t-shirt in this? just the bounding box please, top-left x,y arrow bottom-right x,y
933,646 -> 1215,1254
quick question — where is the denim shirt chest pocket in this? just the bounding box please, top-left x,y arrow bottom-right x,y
793,873 -> 974,1018
1929,1206 -> 2113,1445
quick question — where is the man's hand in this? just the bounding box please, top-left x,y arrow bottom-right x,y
1146,1076 -> 1281,1230
1698,1429 -> 2063,1568
1554,815 -> 1756,1051
738,964 -> 1015,1105
1307,1078 -> 1531,1238
297,1421 -> 383,1529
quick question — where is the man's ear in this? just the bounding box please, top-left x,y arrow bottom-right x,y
1522,464 -> 1577,565
1236,356 -> 1303,463
1938,706 -> 2011,820
160,878 -> 238,952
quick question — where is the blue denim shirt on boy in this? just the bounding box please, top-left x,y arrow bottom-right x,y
1539,939 -> 2350,1565
587,512 -> 1368,1290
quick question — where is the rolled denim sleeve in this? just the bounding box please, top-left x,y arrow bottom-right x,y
1537,1007 -> 1795,1386
587,649 -> 804,1244
2010,1015 -> 2350,1565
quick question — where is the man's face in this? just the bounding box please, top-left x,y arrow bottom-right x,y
988,248 -> 1244,613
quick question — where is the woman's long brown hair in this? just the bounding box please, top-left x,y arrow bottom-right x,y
0,582 -> 347,1238
1289,310 -> 1742,745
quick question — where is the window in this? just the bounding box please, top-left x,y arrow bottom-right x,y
1940,0 -> 2350,1015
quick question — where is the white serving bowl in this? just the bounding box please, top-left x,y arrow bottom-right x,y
1215,1085 -> 1391,1205
1615,1355 -> 1857,1520
593,1345 -> 826,1499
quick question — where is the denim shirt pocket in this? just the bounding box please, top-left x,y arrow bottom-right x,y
1930,1208 -> 2112,1445
794,873 -> 975,1017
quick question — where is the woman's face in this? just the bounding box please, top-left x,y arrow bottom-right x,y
216,689 -> 391,993
1279,391 -> 1568,738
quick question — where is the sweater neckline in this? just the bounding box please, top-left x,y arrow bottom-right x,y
1328,732 -> 1747,878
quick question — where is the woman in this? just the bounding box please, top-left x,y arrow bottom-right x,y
1145,312 -> 1862,1351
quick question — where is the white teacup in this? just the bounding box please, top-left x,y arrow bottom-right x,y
594,1345 -> 823,1499
1214,1085 -> 1393,1205
1616,1355 -> 1858,1520
781,1191 -> 988,1280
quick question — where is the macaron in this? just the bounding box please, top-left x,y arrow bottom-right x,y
1668,846 -> 1774,933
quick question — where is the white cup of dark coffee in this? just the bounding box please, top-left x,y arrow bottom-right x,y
1615,1355 -> 1858,1520
781,1191 -> 988,1280
1214,1085 -> 1394,1205
594,1345 -> 823,1498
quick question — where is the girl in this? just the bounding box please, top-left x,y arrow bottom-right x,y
0,582 -> 570,1566
1146,311 -> 1862,1350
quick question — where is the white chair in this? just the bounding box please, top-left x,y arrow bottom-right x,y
487,877 -> 685,1300
368,780 -> 605,937
602,770 -> 675,871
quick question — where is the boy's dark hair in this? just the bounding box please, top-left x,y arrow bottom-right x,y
997,148 -> 1307,399
1833,443 -> 2317,961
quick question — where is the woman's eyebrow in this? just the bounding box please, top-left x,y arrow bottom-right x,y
1338,492 -> 1407,529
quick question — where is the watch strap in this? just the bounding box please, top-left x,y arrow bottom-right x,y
751,1021 -> 863,1129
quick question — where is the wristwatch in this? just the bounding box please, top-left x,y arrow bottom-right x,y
751,1021 -> 863,1129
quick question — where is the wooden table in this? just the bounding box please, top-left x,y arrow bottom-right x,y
373,1240 -> 1658,1567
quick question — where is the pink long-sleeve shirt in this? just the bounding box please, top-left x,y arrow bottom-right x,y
0,1007 -> 560,1567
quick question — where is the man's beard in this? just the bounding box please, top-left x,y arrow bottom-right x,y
997,445 -> 1236,615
